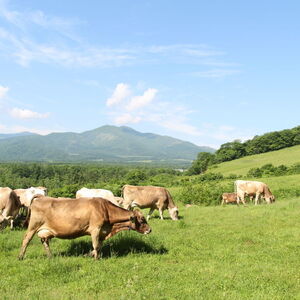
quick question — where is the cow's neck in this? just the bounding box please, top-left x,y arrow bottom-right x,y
106,202 -> 133,224
104,221 -> 132,240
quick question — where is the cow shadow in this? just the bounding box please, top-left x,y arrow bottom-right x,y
61,236 -> 168,258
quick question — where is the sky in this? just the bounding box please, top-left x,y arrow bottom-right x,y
0,0 -> 299,148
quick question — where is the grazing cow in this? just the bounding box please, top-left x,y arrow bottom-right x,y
221,192 -> 238,205
122,185 -> 179,221
0,187 -> 21,229
234,180 -> 275,205
14,187 -> 47,207
19,197 -> 151,260
76,188 -> 120,206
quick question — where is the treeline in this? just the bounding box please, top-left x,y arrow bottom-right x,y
188,126 -> 300,174
0,163 -> 181,197
247,163 -> 300,178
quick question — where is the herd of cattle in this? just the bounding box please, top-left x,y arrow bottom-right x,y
0,180 -> 274,259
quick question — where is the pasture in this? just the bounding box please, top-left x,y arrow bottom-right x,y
208,145 -> 300,176
1,197 -> 300,299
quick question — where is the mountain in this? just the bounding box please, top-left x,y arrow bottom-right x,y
0,132 -> 37,140
0,125 -> 214,164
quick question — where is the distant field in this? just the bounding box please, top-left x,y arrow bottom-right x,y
1,198 -> 300,299
208,145 -> 300,176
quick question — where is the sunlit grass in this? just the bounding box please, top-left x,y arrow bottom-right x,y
1,198 -> 300,299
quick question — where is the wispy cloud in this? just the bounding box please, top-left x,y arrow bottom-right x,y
126,88 -> 157,111
10,107 -> 50,119
192,69 -> 240,78
106,83 -> 202,137
0,1 -> 239,71
0,85 -> 9,99
106,83 -> 131,107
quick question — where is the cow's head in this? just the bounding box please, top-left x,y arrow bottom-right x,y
130,210 -> 151,234
168,206 -> 179,220
268,194 -> 275,203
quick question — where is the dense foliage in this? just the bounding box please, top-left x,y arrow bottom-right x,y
247,163 -> 300,178
188,125 -> 300,174
0,163 -> 180,197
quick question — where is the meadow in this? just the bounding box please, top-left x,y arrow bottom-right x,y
1,149 -> 300,299
1,196 -> 300,299
208,145 -> 300,176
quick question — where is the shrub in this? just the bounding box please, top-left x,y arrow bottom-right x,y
175,182 -> 232,206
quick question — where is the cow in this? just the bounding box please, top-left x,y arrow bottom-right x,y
76,188 -> 120,206
234,180 -> 275,205
221,192 -> 238,205
14,187 -> 47,208
0,187 -> 21,229
14,187 -> 47,227
122,185 -> 179,221
18,196 -> 151,260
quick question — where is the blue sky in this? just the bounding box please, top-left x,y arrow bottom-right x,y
0,0 -> 299,148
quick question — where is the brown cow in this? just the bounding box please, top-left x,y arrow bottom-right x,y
235,180 -> 275,205
122,185 -> 179,221
18,196 -> 151,260
221,193 -> 238,205
0,187 -> 21,229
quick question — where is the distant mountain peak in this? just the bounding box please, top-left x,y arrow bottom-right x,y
0,125 -> 215,165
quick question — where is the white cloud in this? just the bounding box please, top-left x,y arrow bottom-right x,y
10,107 -> 50,119
114,113 -> 141,125
106,83 -> 131,107
126,88 -> 157,111
0,85 -> 9,99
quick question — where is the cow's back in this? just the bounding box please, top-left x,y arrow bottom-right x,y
30,197 -> 107,237
123,185 -> 168,208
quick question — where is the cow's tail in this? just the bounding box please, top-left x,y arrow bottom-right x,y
166,189 -> 176,208
23,208 -> 31,228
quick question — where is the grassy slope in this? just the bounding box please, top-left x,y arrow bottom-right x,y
208,145 -> 300,176
1,199 -> 300,299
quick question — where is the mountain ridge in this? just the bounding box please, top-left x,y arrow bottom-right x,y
0,125 -> 214,164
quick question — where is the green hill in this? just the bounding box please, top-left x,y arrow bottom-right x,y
208,145 -> 300,176
0,125 -> 214,164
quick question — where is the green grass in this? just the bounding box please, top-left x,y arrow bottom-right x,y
1,198 -> 300,299
208,145 -> 300,176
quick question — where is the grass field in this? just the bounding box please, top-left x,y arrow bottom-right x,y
207,145 -> 300,176
1,197 -> 300,299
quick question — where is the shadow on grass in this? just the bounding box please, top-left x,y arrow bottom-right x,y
61,236 -> 168,258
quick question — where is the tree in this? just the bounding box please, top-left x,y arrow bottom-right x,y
188,152 -> 215,175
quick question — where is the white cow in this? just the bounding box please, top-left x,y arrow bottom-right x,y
14,187 -> 48,208
234,180 -> 275,205
76,187 -> 120,206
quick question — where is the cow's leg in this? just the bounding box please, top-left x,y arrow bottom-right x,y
255,193 -> 260,205
147,208 -> 155,221
240,194 -> 246,205
90,229 -> 102,259
10,219 -> 14,230
18,229 -> 37,260
41,238 -> 52,258
158,208 -> 164,220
